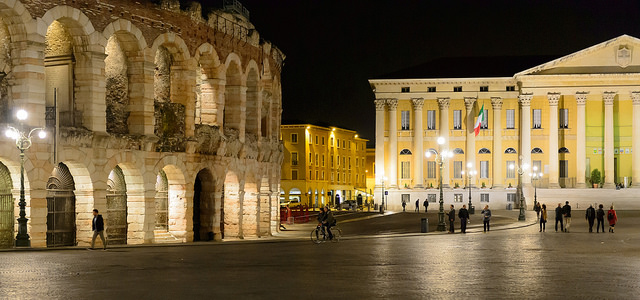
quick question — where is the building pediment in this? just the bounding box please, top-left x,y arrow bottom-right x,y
515,35 -> 640,76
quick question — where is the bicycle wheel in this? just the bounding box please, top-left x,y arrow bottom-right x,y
331,227 -> 342,242
310,228 -> 323,244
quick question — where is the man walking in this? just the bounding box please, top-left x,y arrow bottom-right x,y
596,204 -> 605,233
423,199 -> 429,212
415,199 -> 419,212
481,205 -> 492,232
555,203 -> 564,232
458,204 -> 470,233
90,209 -> 106,250
402,200 -> 406,212
448,205 -> 456,233
562,201 -> 572,232
585,204 -> 596,233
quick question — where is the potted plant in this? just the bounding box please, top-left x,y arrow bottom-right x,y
481,182 -> 486,189
429,182 -> 434,189
454,182 -> 460,189
591,169 -> 601,188
508,182 -> 513,189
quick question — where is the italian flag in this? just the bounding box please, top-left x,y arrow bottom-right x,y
474,104 -> 485,136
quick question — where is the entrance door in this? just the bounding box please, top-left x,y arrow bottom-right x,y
46,163 -> 76,247
155,170 -> 169,230
107,166 -> 127,245
0,163 -> 13,248
193,176 -> 202,241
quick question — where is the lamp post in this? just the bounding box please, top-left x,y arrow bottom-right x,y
5,109 -> 46,247
509,157 -> 529,221
379,176 -> 387,214
461,162 -> 477,214
426,137 -> 453,231
530,166 -> 543,208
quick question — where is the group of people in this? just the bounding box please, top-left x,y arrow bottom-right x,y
447,204 -> 492,234
401,199 -> 429,212
534,201 -> 618,233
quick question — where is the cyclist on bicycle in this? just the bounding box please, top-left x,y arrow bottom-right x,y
321,206 -> 336,240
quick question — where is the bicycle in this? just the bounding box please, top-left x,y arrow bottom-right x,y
310,224 -> 342,244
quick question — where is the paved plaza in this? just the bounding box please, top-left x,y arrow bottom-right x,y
0,210 -> 639,299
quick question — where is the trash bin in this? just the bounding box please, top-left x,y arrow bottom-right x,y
469,205 -> 475,214
421,218 -> 428,233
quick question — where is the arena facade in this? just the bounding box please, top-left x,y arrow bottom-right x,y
0,0 -> 285,248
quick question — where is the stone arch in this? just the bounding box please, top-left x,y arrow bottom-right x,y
102,19 -> 147,50
149,32 -> 190,62
223,170 -> 241,239
104,157 -> 146,245
106,165 -> 128,245
152,156 -> 188,242
194,43 -> 223,126
242,171 -> 259,237
245,61 -> 260,137
223,53 -> 243,134
59,161 -> 94,246
193,168 -> 215,241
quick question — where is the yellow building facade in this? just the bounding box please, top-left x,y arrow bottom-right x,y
280,125 -> 368,208
370,35 -> 640,211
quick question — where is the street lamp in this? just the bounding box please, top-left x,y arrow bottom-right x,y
379,175 -> 387,214
5,109 -> 46,247
425,137 -> 453,231
529,166 -> 543,208
461,162 -> 477,214
509,158 -> 529,221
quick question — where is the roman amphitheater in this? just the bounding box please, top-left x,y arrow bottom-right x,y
0,0 -> 284,248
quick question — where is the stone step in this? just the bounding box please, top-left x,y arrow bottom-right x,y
153,230 -> 181,243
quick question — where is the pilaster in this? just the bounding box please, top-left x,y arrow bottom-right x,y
547,93 -> 560,188
603,92 -> 616,189
633,92 -> 640,188
519,94 -> 532,185
575,92 -> 588,188
491,97 -> 503,188
387,98 -> 398,188
438,97 -> 450,188
412,98 -> 425,188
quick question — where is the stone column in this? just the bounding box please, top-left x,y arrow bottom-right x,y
438,97 -> 451,188
633,92 -> 640,188
491,97 -> 503,188
575,92 -> 588,188
412,98 -> 425,188
387,99 -> 399,188
547,93 -> 561,188
464,97 -> 477,187
603,92 -> 616,189
375,99 -> 387,189
519,94 -> 533,185
213,191 -> 223,241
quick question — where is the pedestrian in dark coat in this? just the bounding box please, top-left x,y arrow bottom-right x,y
458,205 -> 470,233
562,201 -> 572,232
90,209 -> 106,250
402,201 -> 406,212
596,204 -> 605,233
607,205 -> 618,233
534,202 -> 541,219
555,203 -> 564,232
585,205 -> 596,233
481,205 -> 492,232
415,199 -> 419,212
448,205 -> 456,233
539,204 -> 547,232
423,199 -> 428,212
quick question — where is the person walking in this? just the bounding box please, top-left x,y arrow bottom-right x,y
534,202 -> 542,220
555,203 -> 564,232
402,200 -> 406,212
481,205 -> 492,232
607,205 -> 618,233
415,199 -> 419,212
423,199 -> 429,212
458,204 -> 470,233
585,204 -> 596,233
90,209 -> 106,250
562,201 -> 572,232
448,205 -> 456,233
539,204 -> 547,232
596,204 -> 606,233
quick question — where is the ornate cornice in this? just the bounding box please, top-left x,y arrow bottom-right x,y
437,97 -> 450,110
575,92 -> 588,106
386,98 -> 398,110
547,92 -> 561,106
411,98 -> 425,110
374,99 -> 387,111
631,91 -> 640,105
518,93 -> 533,107
491,97 -> 503,109
603,92 -> 616,105
464,97 -> 477,109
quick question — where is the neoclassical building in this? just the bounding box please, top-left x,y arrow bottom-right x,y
0,0 -> 284,248
370,35 -> 640,211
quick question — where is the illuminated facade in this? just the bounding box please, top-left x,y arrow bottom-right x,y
280,125 -> 368,208
370,35 -> 640,211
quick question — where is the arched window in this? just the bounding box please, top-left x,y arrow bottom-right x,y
531,147 -> 544,154
559,147 -> 570,153
399,149 -> 412,155
478,148 -> 491,154
504,148 -> 517,154
453,148 -> 464,154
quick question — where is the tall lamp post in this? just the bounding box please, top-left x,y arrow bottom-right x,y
461,162 -> 477,214
5,109 -> 46,247
426,137 -> 453,231
379,176 -> 387,214
509,157 -> 529,221
530,166 -> 543,208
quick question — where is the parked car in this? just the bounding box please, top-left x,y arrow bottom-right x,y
339,200 -> 358,210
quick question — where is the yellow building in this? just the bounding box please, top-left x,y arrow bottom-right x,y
280,125 -> 369,208
370,35 -> 640,211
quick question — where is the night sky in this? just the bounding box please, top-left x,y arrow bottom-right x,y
198,0 -> 640,145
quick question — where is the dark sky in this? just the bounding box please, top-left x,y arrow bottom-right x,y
198,0 -> 640,145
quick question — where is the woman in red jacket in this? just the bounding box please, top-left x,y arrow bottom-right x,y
607,205 -> 618,233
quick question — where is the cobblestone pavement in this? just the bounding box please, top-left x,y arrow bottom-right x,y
1,211 -> 639,299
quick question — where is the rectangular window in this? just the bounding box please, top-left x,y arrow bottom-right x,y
315,135 -> 318,144
331,156 -> 334,167
337,172 -> 340,182
291,133 -> 298,143
480,161 -> 489,179
453,110 -> 462,130
506,109 -> 515,129
343,157 -> 346,168
454,86 -> 462,92
309,153 -> 312,165
453,161 -> 462,178
480,109 -> 489,129
506,161 -> 515,178
533,160 -> 542,175
507,193 -> 516,202
331,172 -> 334,182
315,170 -> 318,180
348,157 -> 351,170
401,110 -> 410,130
428,87 -> 436,92
427,161 -> 436,178
559,108 -> 569,129
343,172 -> 346,183
337,139 -> 340,148
560,160 -> 568,178
428,194 -> 437,203
427,110 -> 436,130
401,161 -> 411,179
315,154 -> 319,165
292,170 -> 298,180
343,141 -> 346,148
506,86 -> 515,91
322,155 -> 325,167
401,87 -> 410,93
480,86 -> 489,92
322,171 -> 325,180
481,194 -> 489,202
533,109 -> 542,129
322,137 -> 325,145
337,155 -> 340,166
454,194 -> 463,203
331,137 -> 334,146
291,152 -> 298,166
310,170 -> 312,179
402,194 -> 410,206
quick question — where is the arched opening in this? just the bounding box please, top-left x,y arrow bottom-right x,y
154,46 -> 186,151
246,68 -> 259,136
155,170 -> 169,230
45,20 -> 78,128
288,188 -> 301,204
224,60 -> 242,132
157,164 -> 187,242
106,166 -> 127,245
0,162 -> 13,248
261,91 -> 271,138
223,171 -> 240,238
46,163 -> 76,247
504,148 -> 517,154
193,169 -> 215,241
